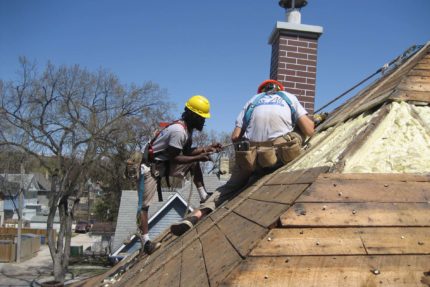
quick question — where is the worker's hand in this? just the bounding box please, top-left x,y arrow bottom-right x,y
205,143 -> 223,153
197,153 -> 211,162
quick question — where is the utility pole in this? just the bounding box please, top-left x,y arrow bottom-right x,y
17,164 -> 24,263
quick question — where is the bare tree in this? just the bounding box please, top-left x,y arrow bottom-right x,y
0,58 -> 171,283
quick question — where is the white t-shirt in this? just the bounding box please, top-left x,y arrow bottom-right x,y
235,91 -> 308,142
151,122 -> 191,161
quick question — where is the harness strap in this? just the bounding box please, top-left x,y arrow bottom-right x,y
241,92 -> 298,137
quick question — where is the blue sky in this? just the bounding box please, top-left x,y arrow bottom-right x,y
1,0 -> 429,134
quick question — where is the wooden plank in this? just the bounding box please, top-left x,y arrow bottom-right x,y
266,166 -> 329,185
234,199 -> 289,228
390,89 -> 430,102
318,173 -> 430,182
217,212 -> 267,257
209,206 -> 229,222
403,75 -> 430,84
408,69 -> 430,77
180,239 -> 209,287
220,255 -> 430,287
280,202 -> 430,227
251,227 -> 430,257
298,179 -> 430,203
196,215 -> 214,235
251,228 -> 366,256
200,225 -> 242,287
156,254 -> 182,287
414,63 -> 430,70
130,265 -> 164,287
360,227 -> 430,255
249,184 -> 308,204
397,81 -> 430,92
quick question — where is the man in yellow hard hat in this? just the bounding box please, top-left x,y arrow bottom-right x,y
135,95 -> 222,254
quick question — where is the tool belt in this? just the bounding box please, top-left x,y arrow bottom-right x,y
235,132 -> 303,171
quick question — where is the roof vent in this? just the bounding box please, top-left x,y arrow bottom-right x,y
279,0 -> 308,24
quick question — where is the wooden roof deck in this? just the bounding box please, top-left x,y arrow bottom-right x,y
79,168 -> 430,287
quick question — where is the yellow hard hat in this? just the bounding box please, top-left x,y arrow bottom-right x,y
185,95 -> 211,118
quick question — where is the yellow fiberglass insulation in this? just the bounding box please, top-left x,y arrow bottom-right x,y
343,102 -> 430,173
285,112 -> 373,172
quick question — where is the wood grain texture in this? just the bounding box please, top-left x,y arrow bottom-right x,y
249,184 -> 308,204
281,202 -> 430,227
298,179 -> 430,203
180,239 -> 209,287
200,225 -> 242,287
251,227 -> 430,256
217,212 -> 268,257
234,199 -> 289,228
221,255 -> 430,287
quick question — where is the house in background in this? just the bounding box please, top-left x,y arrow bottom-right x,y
111,174 -> 228,258
1,173 -> 51,222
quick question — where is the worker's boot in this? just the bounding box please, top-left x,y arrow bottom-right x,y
170,216 -> 199,236
143,240 -> 161,255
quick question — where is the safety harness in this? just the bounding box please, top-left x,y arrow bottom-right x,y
242,91 -> 298,135
144,120 -> 188,202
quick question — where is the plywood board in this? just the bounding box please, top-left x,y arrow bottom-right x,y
234,199 -> 289,228
251,227 -> 430,257
359,227 -> 430,255
221,255 -> 430,287
180,239 -> 209,287
267,166 -> 329,185
200,225 -> 242,287
157,254 -> 181,287
249,184 -> 308,204
217,212 -> 268,257
251,228 -> 366,256
298,179 -> 430,203
281,202 -> 430,227
390,90 -> 430,102
196,215 -> 214,235
319,173 -> 430,182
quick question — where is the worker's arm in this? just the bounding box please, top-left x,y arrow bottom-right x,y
167,146 -> 211,164
231,126 -> 242,142
296,115 -> 315,137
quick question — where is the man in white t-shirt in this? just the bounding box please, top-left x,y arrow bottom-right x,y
136,95 -> 222,254
170,79 -> 314,236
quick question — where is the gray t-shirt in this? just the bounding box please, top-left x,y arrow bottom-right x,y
235,91 -> 308,142
151,122 -> 191,161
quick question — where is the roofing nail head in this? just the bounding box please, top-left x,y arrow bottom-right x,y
338,192 -> 343,196
401,236 -> 405,239
372,269 -> 381,275
352,210 -> 357,215
267,237 -> 272,241
264,275 -> 269,279
322,205 -> 327,210
418,241 -> 424,245
316,241 -> 320,246
384,184 -> 389,187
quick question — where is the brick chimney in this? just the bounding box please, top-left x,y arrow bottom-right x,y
269,1 -> 323,114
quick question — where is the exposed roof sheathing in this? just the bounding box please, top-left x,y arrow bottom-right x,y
76,43 -> 430,287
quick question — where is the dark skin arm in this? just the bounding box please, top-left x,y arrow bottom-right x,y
167,143 -> 223,164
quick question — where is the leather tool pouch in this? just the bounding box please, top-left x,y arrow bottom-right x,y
257,146 -> 278,168
278,133 -> 302,164
235,146 -> 257,172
